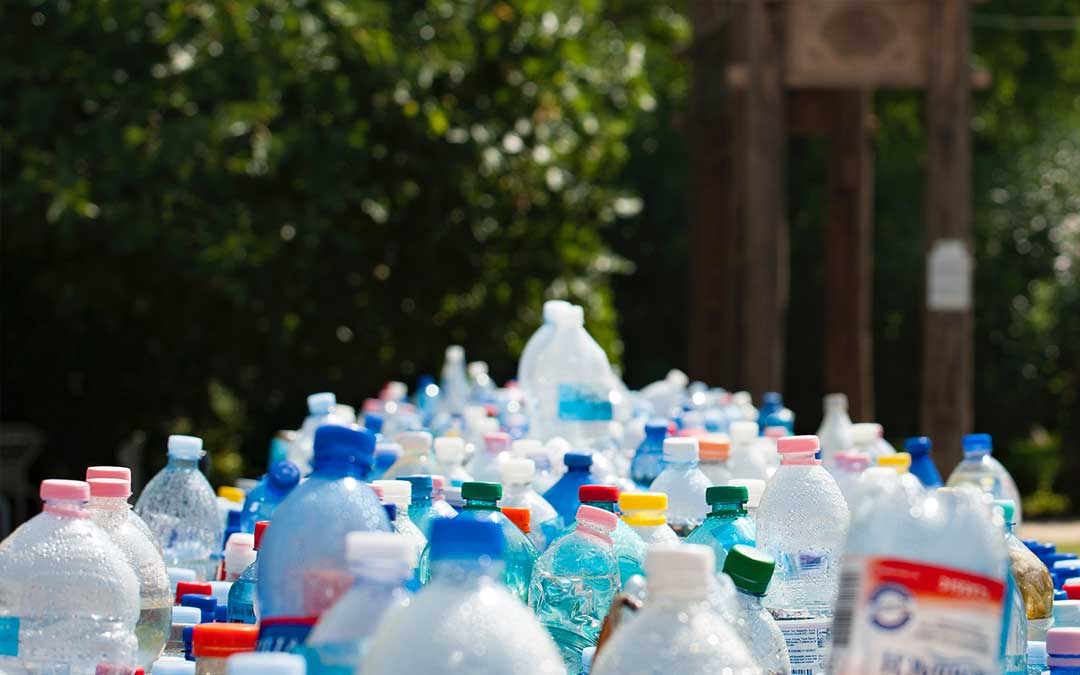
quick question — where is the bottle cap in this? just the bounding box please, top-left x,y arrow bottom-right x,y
40,479 -> 89,502
86,466 -> 130,481
372,480 -> 412,508
224,533 -> 256,575
191,623 -> 258,658
443,486 -> 464,508
364,413 -> 384,434
433,436 -> 466,463
1064,578 -> 1080,600
312,425 -> 375,468
87,477 -> 131,499
579,485 -> 619,503
445,345 -> 465,362
729,421 -> 759,443
776,435 -> 821,465
962,433 -> 993,455
763,426 -> 787,439
644,418 -> 670,436
618,492 -> 667,512
723,544 -> 775,596
175,582 -> 212,605
697,435 -> 731,461
727,479 -> 766,509
706,485 -> 748,505
267,461 -> 301,492
542,299 -> 573,322
645,544 -> 714,600
836,452 -> 870,471
1054,600 -> 1080,627
150,659 -> 195,675
227,653 -> 306,675
400,475 -> 433,500
662,437 -> 699,463
877,453 -> 912,474
218,486 -> 245,504
576,504 -> 618,533
171,606 -> 201,626
851,423 -> 879,445
903,436 -> 932,457
431,475 -> 447,492
500,458 -> 536,484
824,393 -> 848,409
347,531 -> 418,571
180,593 -> 216,617
374,443 -> 402,471
398,431 -> 433,456
502,507 -> 531,534
483,432 -> 511,454
208,581 -> 233,605
1029,640 -> 1047,664
563,452 -> 593,469
1047,627 -> 1080,667
461,481 -> 502,502
307,392 -> 336,415
167,567 -> 197,586
428,518 -> 505,562
167,435 -> 204,460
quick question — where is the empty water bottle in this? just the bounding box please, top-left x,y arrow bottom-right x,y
992,501 -> 1030,675
903,436 -> 943,488
543,452 -> 596,527
698,434 -> 733,485
288,393 -> 344,474
728,478 -> 766,524
724,545 -> 792,675
466,432 -> 512,483
397,475 -> 449,539
135,435 -> 223,582
227,522 -> 267,624
685,485 -> 756,570
648,437 -> 710,536
728,421 -> 772,481
440,345 -> 470,416
618,492 -> 679,545
369,442 -> 401,481
555,485 -> 646,582
816,394 -> 854,467
758,393 -> 794,434
629,419 -> 668,489
239,461 -> 300,533
433,437 -> 473,486
500,457 -> 561,551
371,480 -> 427,567
946,433 -> 1024,526
382,431 -> 437,479
518,300 -> 574,394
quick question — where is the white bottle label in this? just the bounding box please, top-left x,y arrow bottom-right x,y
830,556 -> 1005,675
779,616 -> 832,675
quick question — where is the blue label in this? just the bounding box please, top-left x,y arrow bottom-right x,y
257,618 -> 315,653
0,617 -> 18,657
557,384 -> 613,422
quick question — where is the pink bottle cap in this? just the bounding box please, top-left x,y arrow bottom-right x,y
88,477 -> 132,498
483,432 -> 511,454
431,475 -> 446,490
776,435 -> 821,465
370,483 -> 384,499
1047,627 -> 1080,667
86,466 -> 131,481
40,479 -> 90,502
576,504 -> 619,532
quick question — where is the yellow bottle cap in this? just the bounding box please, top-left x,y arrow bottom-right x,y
619,492 -> 668,526
877,452 -> 912,474
218,486 -> 245,503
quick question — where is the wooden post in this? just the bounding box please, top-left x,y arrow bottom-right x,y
824,90 -> 875,421
921,0 -> 972,474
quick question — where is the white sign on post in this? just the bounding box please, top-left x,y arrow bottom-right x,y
926,239 -> 972,311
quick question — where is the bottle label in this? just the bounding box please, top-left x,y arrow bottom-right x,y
257,616 -> 318,653
778,616 -> 831,675
0,617 -> 17,656
557,384 -> 613,421
830,556 -> 1005,675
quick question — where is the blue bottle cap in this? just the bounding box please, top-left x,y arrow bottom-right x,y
152,657 -> 196,675
180,593 -> 217,622
364,413 -> 384,434
564,452 -> 593,469
903,436 -> 932,456
1025,540 -> 1055,558
215,605 -> 228,622
1055,589 -> 1069,601
383,503 -> 397,521
401,475 -> 433,499
267,460 -> 301,491
763,392 -> 782,405
644,419 -> 669,435
961,433 -> 993,454
429,518 -> 505,562
418,374 -> 435,387
1045,553 -> 1079,566
313,425 -> 375,469
171,606 -> 201,626
226,510 -> 242,528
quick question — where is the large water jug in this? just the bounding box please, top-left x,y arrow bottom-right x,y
518,300 -> 574,403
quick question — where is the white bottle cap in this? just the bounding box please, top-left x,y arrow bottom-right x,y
727,479 -> 766,509
824,393 -> 849,409
501,458 -> 536,484
226,653 -> 307,675
434,436 -> 466,463
645,544 -> 715,600
729,421 -> 759,443
333,403 -> 357,424
467,361 -> 489,377
167,435 -> 204,460
224,533 -> 257,577
732,391 -> 753,406
347,531 -> 418,570
385,381 -> 408,400
307,392 -> 336,415
208,580 -> 233,605
152,658 -> 196,675
542,300 -> 572,322
851,423 -> 879,445
511,439 -> 544,458
167,567 -> 197,586
171,605 -> 202,626
665,369 -> 689,387
372,479 -> 411,508
662,437 -> 699,463
445,345 -> 465,362
397,431 -> 433,455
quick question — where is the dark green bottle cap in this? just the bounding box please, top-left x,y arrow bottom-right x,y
461,481 -> 502,501
706,485 -> 749,505
722,544 -> 774,596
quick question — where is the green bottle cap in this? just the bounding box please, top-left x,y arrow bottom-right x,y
461,481 -> 502,502
993,499 -> 1015,524
723,544 -> 775,596
706,485 -> 749,505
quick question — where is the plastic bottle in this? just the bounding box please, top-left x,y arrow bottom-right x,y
1047,627 -> 1080,674
465,431 -> 511,483
429,476 -> 459,519
830,487 -> 1010,675
163,606 -> 201,658
87,477 -> 172,668
135,435 -> 224,582
816,394 -> 854,467
226,652 -> 306,675
518,300 -> 574,396
398,475 -> 449,540
723,544 -> 793,675
369,442 -> 400,481
552,485 -> 646,582
872,424 -> 897,458
758,393 -> 794,434
181,593 -> 217,624
433,437 -> 473,486
154,657 -> 197,674
371,480 -> 427,567
648,437 -> 710,537
256,425 -> 391,652
529,505 -> 620,672
303,532 -> 414,675
0,479 -> 140,674
381,431 -> 436,479
1028,640 -> 1047,675
618,492 -> 679,545
698,434 -> 733,485
502,507 -> 533,539
639,369 -> 690,420
226,522 -> 267,624
590,544 -> 758,675
543,452 -> 596,527
288,393 -> 343,474
685,485 -> 756,571
86,466 -> 158,544
500,457 -> 561,551
363,519 -> 565,674
629,419 -> 668,489
222,533 -> 256,583
440,345 -> 470,416
993,501 -> 1031,675
757,435 -> 849,622
903,436 -> 944,488
238,461 -> 300,533
848,423 -> 882,464
728,421 -> 771,481
192,623 -> 257,674
946,433 -> 1024,526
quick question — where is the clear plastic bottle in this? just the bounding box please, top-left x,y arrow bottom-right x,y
590,544 -> 758,675
87,477 -> 172,669
552,485 -> 646,582
154,656 -> 197,674
466,431 -> 511,483
518,300 -> 574,391
648,437 -> 710,537
303,532 -> 414,675
433,436 -> 473,486
135,435 -> 224,582
226,652 -> 306,675
382,431 -> 436,479
757,435 -> 849,620
629,419 -> 668,489
876,453 -> 926,500
903,436 -> 944,488
816,394 -> 854,467
500,458 -> 561,552
288,392 -> 344,474
529,505 -> 620,672
685,485 -> 756,571
993,501 -> 1031,675
227,521 -> 267,624
724,544 -> 793,675
0,479 -> 140,674
363,518 -> 564,674
222,533 -> 256,583
371,479 -> 427,568
698,435 -> 733,486
543,452 -> 596,528
257,425 -> 391,652
238,461 -> 299,533
191,623 -> 257,674
728,421 -> 771,481
830,451 -> 870,504
440,345 -> 470,417
618,492 -> 679,545
946,433 -> 1024,526
398,475 -> 450,540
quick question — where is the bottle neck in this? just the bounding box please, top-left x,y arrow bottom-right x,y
430,558 -> 504,584
708,502 -> 746,518
662,457 -> 698,470
736,589 -> 766,608
463,498 -> 498,512
581,500 -> 616,513
168,456 -> 200,470
43,498 -> 88,519
88,496 -> 131,512
574,521 -> 614,545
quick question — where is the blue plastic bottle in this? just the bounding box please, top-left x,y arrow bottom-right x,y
401,475 -> 453,539
256,425 -> 391,652
227,521 -> 267,624
904,436 -> 943,488
757,392 -> 794,435
239,461 -> 300,533
630,419 -> 668,489
543,452 -> 595,527
685,485 -> 756,570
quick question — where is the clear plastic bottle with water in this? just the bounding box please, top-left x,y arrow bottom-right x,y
529,505 -> 620,672
135,435 -> 224,582
440,345 -> 470,416
518,300 -> 574,402
728,421 -> 772,481
288,393 -> 344,474
947,433 -> 1024,526
903,436 -> 943,488
553,485 -> 646,582
433,437 -> 473,486
239,461 -> 300,533
722,544 -> 793,675
257,425 -> 391,652
0,479 -> 140,674
618,492 -> 680,545
590,544 -> 758,675
757,436 -> 849,621
466,431 -> 511,483
398,475 -> 450,539
500,457 -> 561,551
371,479 -> 427,567
382,431 -> 436,479
303,532 -> 415,675
685,485 -> 756,571
648,437 -> 710,537
511,439 -> 559,494
816,394 -> 854,467
629,419 -> 668,489
363,519 -> 565,675
543,452 -> 596,527
86,477 -> 172,669
994,500 -> 1036,674
227,521 -> 267,624
161,605 -> 200,659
